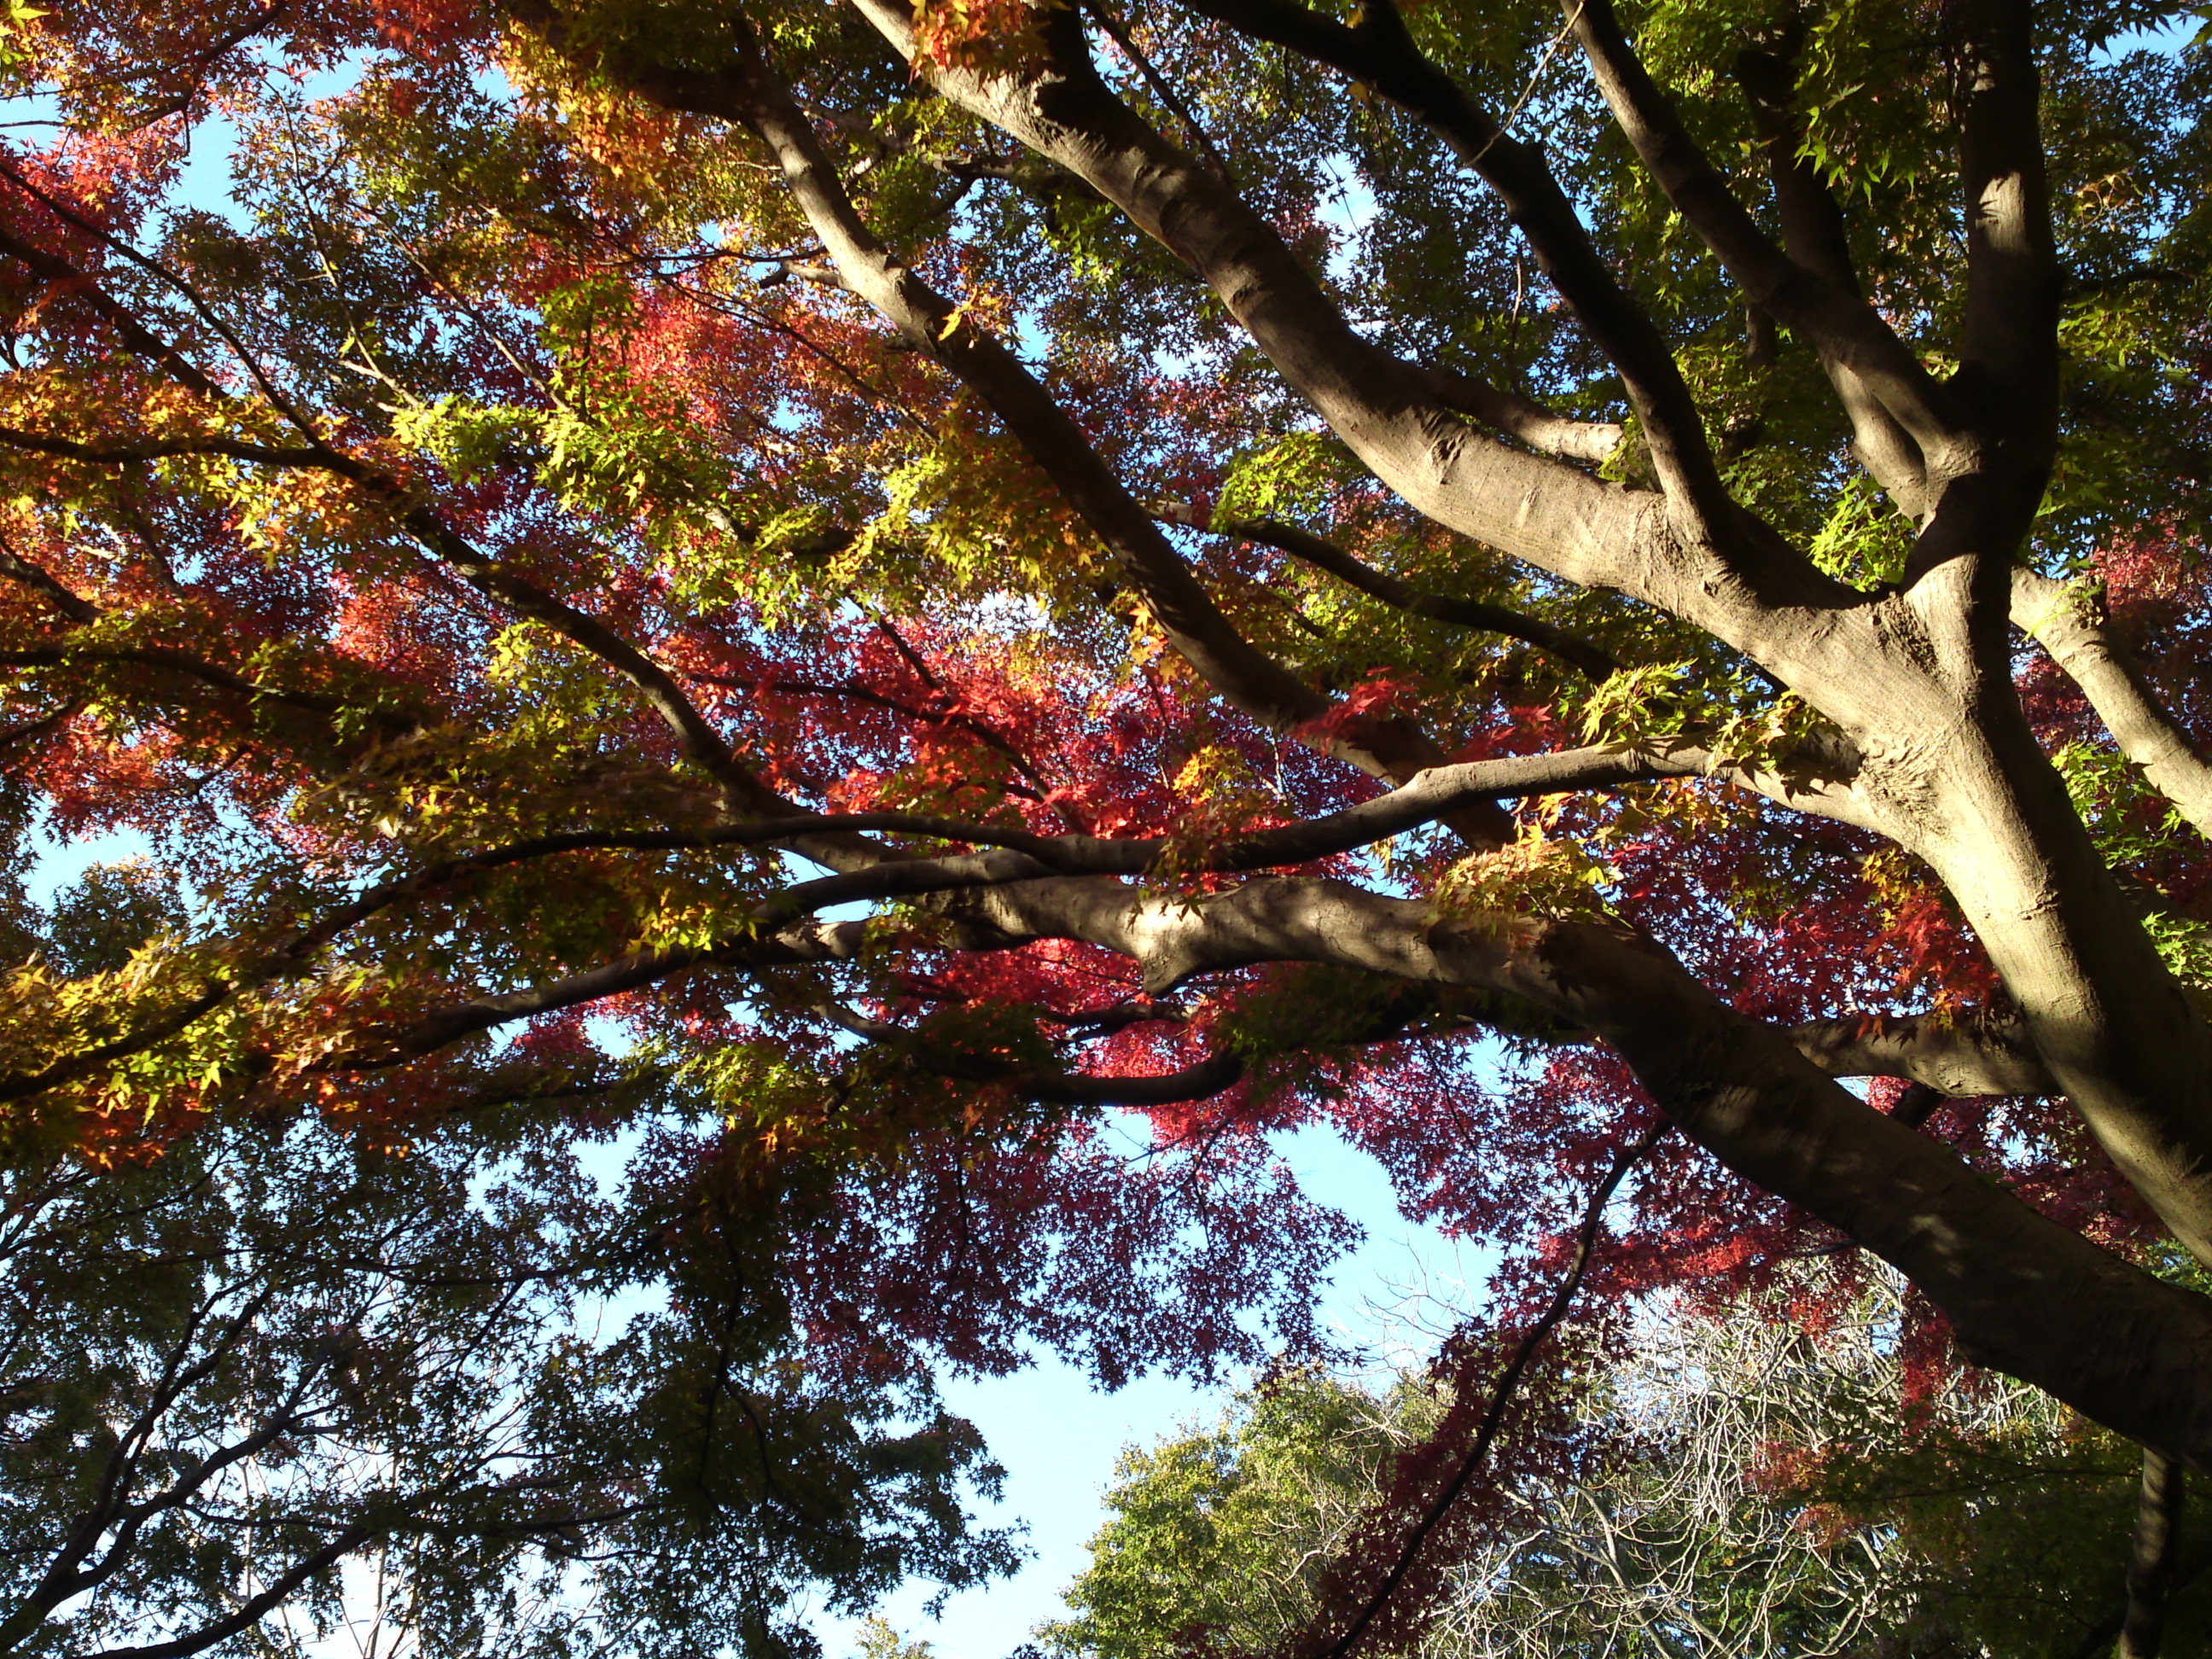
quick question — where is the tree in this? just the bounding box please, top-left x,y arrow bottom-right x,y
0,1065 -> 1016,1657
1,0 -> 2210,1650
1046,1272 -> 2212,1657
855,1615 -> 940,1659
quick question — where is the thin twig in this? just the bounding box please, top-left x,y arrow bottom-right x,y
1314,1113 -> 1669,1659
1083,0 -> 1235,179
1462,1 -> 1587,170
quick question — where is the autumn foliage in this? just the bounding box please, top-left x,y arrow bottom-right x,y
2,0 -> 2212,1653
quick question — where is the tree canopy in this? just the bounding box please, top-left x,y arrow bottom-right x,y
2,0 -> 2212,1652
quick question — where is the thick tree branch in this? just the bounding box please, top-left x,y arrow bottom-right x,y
1889,1082 -> 1948,1129
939,874 -> 2212,1464
1181,0 -> 1739,527
1025,1050 -> 1243,1105
1732,41 -> 1933,518
837,0 -> 1653,577
286,743 -> 1712,960
1861,3 -> 2057,690
2012,568 -> 2212,842
30,838 -> 2212,1470
1406,364 -> 1624,465
1895,2 -> 2058,592
53,750 -> 1696,1085
702,32 -> 1331,760
2121,1448 -> 2186,1659
1563,0 -> 1962,464
0,742 -> 1713,1104
835,0 -> 1889,711
284,846 -> 2212,1466
1950,0 -> 2061,428
1789,1005 -> 2057,1098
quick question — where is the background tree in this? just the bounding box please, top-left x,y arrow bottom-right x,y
1046,1271 -> 2212,1658
0,1051 -> 1016,1657
0,0 -> 2210,1651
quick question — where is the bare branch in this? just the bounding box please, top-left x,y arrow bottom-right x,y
1311,1116 -> 1669,1659
77,1522 -> 376,1659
